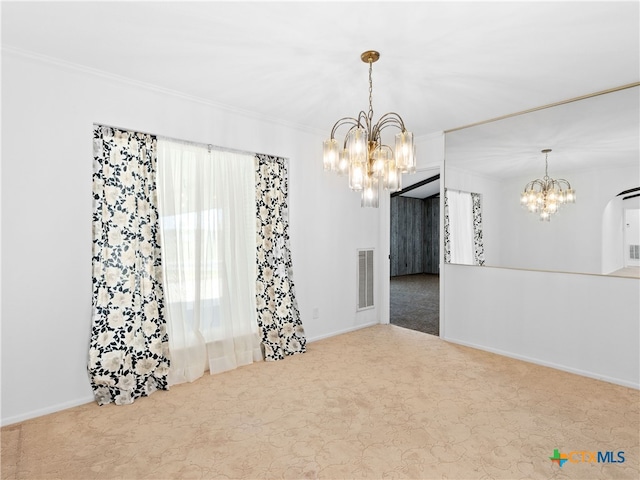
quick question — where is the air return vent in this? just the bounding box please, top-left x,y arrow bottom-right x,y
357,249 -> 374,310
630,245 -> 640,260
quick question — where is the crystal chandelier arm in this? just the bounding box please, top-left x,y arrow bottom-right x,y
357,110 -> 372,133
329,117 -> 361,139
371,112 -> 407,139
330,111 -> 372,139
377,112 -> 407,129
524,179 -> 545,191
553,179 -> 572,189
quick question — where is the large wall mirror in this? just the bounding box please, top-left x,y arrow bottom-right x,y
444,84 -> 639,277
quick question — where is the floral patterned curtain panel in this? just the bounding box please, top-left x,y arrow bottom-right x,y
89,125 -> 170,406
255,154 -> 307,361
471,192 -> 485,266
443,191 -> 452,264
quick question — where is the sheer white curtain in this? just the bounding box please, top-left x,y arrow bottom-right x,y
156,139 -> 262,385
448,190 -> 474,265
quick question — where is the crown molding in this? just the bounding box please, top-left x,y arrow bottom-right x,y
2,45 -> 327,137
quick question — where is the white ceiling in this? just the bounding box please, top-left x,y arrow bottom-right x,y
2,1 -> 638,196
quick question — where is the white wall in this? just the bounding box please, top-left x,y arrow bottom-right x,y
1,50 -> 381,425
443,264 -> 640,388
416,133 -> 445,172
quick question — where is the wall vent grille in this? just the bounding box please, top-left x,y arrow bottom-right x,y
357,249 -> 374,310
630,244 -> 640,260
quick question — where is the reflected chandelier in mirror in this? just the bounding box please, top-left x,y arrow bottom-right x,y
520,149 -> 576,221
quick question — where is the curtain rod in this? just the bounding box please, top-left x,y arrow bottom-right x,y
92,122 -> 287,160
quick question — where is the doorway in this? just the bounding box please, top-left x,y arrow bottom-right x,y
388,174 -> 440,336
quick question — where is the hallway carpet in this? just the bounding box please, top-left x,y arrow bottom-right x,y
390,273 -> 439,336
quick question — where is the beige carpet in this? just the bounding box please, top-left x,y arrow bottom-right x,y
2,325 -> 638,479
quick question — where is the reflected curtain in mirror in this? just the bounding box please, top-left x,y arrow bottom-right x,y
444,189 -> 485,266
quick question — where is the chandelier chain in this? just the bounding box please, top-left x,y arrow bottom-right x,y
368,59 -> 374,125
544,151 -> 549,179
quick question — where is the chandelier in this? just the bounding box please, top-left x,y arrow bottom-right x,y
322,50 -> 416,208
520,149 -> 576,221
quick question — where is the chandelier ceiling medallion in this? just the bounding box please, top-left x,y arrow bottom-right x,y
322,50 -> 416,208
520,149 -> 576,221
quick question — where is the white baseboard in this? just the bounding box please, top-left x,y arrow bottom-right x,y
442,335 -> 640,390
306,322 -> 379,343
1,395 -> 96,427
